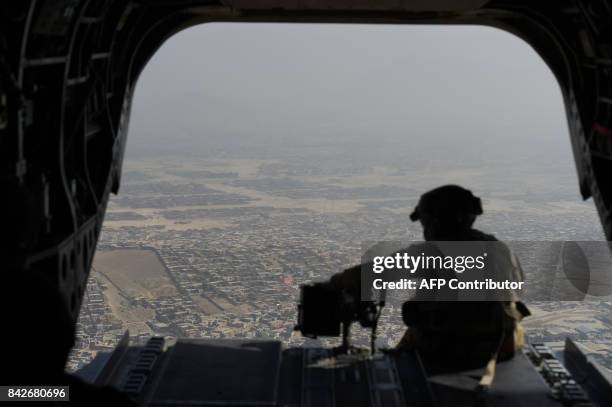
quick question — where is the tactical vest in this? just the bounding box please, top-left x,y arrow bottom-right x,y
396,229 -> 529,373
398,300 -> 528,373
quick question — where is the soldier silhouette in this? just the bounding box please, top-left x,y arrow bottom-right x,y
331,185 -> 529,376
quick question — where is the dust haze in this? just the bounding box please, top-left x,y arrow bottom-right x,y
68,24 -> 612,372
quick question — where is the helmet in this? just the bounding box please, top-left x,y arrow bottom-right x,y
410,185 -> 483,224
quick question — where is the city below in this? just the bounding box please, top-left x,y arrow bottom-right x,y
67,149 -> 612,373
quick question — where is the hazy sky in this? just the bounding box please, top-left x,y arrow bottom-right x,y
128,23 -> 569,157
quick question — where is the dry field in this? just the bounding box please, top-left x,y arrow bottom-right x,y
92,249 -> 178,299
